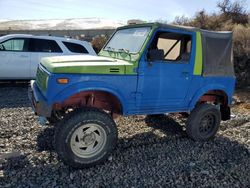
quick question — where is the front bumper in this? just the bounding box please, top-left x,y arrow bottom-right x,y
28,80 -> 52,117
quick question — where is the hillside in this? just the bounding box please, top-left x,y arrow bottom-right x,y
0,18 -> 125,30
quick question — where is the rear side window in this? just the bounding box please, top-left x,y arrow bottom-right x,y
29,39 -> 62,53
63,41 -> 89,53
0,38 -> 29,51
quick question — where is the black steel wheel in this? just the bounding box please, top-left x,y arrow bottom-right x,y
186,104 -> 221,141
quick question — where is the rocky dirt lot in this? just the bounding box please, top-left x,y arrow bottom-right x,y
0,83 -> 249,187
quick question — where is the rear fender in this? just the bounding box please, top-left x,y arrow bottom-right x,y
189,84 -> 231,110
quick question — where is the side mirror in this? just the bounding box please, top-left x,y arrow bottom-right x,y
148,49 -> 164,61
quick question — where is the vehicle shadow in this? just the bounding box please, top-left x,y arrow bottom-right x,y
0,82 -> 30,109
36,115 -> 187,152
0,81 -> 30,88
36,126 -> 55,152
144,114 -> 186,136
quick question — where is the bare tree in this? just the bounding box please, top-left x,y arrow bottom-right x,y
217,0 -> 248,24
91,35 -> 108,53
217,0 -> 231,13
173,16 -> 191,26
191,10 -> 209,29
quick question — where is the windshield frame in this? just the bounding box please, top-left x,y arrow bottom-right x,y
103,26 -> 152,54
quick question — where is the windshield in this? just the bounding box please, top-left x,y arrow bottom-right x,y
104,27 -> 151,53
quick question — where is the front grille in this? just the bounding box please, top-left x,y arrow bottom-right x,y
36,66 -> 49,91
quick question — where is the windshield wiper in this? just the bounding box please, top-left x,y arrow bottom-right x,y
106,46 -> 115,52
105,47 -> 132,60
118,48 -> 130,54
118,48 -> 132,60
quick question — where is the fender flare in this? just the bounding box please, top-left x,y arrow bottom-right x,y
188,84 -> 230,109
50,81 -> 127,113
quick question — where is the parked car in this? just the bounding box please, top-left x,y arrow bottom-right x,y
29,23 -> 235,168
0,34 -> 96,79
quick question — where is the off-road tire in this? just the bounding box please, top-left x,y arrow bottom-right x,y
186,104 -> 221,141
54,108 -> 118,168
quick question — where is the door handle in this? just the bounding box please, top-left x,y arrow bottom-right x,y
182,71 -> 190,80
20,55 -> 28,58
182,71 -> 189,76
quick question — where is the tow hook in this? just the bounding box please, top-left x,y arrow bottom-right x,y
38,116 -> 47,126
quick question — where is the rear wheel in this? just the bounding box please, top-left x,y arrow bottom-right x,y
186,104 -> 221,141
54,108 -> 117,168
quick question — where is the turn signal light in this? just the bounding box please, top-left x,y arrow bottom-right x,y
57,78 -> 69,84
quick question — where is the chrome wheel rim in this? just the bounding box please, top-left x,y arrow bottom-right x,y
70,123 -> 107,158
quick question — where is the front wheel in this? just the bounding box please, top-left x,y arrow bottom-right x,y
186,104 -> 221,141
54,108 -> 118,168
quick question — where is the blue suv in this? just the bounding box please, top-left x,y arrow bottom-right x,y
29,23 -> 235,168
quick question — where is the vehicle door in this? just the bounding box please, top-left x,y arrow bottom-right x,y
0,38 -> 30,79
29,38 -> 63,78
137,29 -> 195,111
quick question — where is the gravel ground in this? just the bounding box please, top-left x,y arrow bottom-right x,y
0,83 -> 249,187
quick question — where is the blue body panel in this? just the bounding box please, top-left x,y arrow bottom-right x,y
130,27 -> 236,115
135,28 -> 196,113
36,27 -> 236,116
40,73 -> 235,116
44,73 -> 137,114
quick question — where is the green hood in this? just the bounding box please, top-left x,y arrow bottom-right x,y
41,55 -> 134,75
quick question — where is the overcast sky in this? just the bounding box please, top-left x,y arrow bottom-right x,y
0,0 -> 249,21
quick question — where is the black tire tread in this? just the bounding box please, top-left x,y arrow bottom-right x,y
186,103 -> 221,141
54,107 -> 117,168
